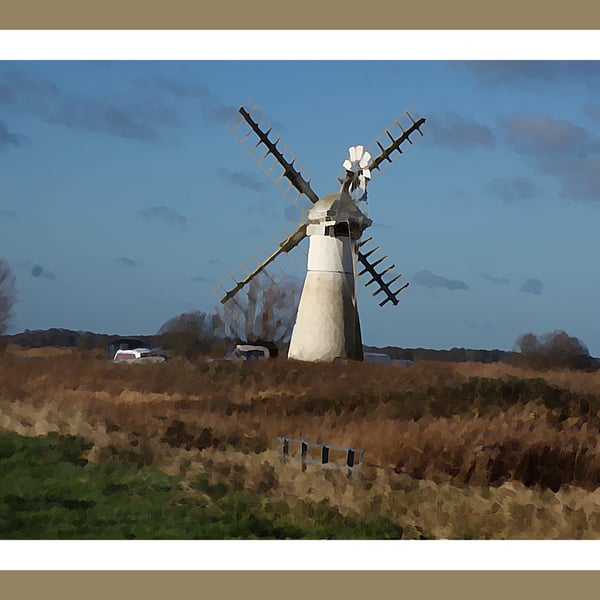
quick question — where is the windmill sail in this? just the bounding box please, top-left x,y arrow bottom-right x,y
357,237 -> 409,307
367,109 -> 426,177
337,108 -> 425,306
219,222 -> 307,304
227,103 -> 319,206
221,102 -> 424,316
337,108 -> 426,184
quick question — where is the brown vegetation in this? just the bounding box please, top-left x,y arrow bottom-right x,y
3,346 -> 600,538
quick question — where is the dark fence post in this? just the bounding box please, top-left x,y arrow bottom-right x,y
301,441 -> 308,472
346,448 -> 355,479
322,445 -> 329,464
282,438 -> 289,464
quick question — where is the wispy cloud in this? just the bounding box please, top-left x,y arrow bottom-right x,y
1,69 -> 180,143
0,70 -> 61,113
465,61 -> 600,90
116,257 -> 141,268
411,269 -> 469,290
0,120 -> 28,150
481,273 -> 510,285
502,114 -> 592,160
501,113 -> 600,203
30,263 -> 56,280
0,209 -> 18,219
190,275 -> 206,282
47,96 -> 178,142
217,168 -> 264,192
136,206 -> 189,230
542,155 -> 600,203
485,176 -> 541,203
427,111 -> 495,152
520,278 -> 543,295
154,76 -> 235,124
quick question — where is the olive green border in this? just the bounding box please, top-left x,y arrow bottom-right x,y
2,0 -> 600,29
1,570 -> 599,599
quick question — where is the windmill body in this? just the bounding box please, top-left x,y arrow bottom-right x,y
220,103 -> 426,363
288,181 -> 371,362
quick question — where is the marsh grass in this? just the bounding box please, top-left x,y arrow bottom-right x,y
3,346 -> 600,538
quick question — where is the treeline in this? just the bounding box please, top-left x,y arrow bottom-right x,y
4,327 -> 599,371
3,328 -> 157,352
4,327 -> 514,364
365,345 -> 513,364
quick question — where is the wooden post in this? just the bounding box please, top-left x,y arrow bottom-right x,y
347,448 -> 355,478
282,437 -> 289,464
301,441 -> 308,472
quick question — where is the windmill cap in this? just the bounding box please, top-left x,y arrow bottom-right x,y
308,192 -> 370,228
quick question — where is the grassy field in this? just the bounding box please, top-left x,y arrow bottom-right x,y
2,345 -> 600,539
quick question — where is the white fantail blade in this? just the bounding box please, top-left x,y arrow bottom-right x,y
343,158 -> 353,171
362,168 -> 371,180
359,151 -> 371,169
349,146 -> 357,162
354,145 -> 364,161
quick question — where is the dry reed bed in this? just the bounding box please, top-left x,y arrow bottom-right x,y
2,350 -> 600,491
5,349 -> 600,537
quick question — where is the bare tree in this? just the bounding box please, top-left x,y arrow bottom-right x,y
219,273 -> 301,349
515,330 -> 593,370
157,310 -> 226,358
0,258 -> 16,336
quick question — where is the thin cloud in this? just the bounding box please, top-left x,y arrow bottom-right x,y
427,111 -> 495,151
545,156 -> 600,202
137,206 -> 189,230
412,270 -> 469,290
520,278 -> 543,295
155,76 -> 235,125
485,176 -> 540,203
0,120 -> 28,150
0,209 -> 18,219
47,97 -> 174,142
0,70 -> 61,113
208,258 -> 222,266
583,104 -> 600,121
481,273 -> 510,285
30,263 -> 56,280
190,275 -> 206,282
1,69 -> 179,143
217,168 -> 264,192
116,257 -> 141,268
502,114 -> 592,160
501,113 -> 600,203
465,61 -> 600,90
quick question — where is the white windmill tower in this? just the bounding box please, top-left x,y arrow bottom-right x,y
220,102 -> 426,362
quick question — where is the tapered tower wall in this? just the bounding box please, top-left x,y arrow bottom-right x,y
288,232 -> 363,362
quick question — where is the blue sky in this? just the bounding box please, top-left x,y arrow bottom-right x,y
2,57 -> 600,354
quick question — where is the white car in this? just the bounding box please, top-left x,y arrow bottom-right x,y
113,347 -> 167,363
205,344 -> 271,363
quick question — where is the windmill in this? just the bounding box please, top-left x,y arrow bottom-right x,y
219,102 -> 426,362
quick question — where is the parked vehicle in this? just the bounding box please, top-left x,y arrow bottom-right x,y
206,344 -> 271,363
364,352 -> 393,363
232,344 -> 270,361
113,347 -> 167,364
108,338 -> 153,359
